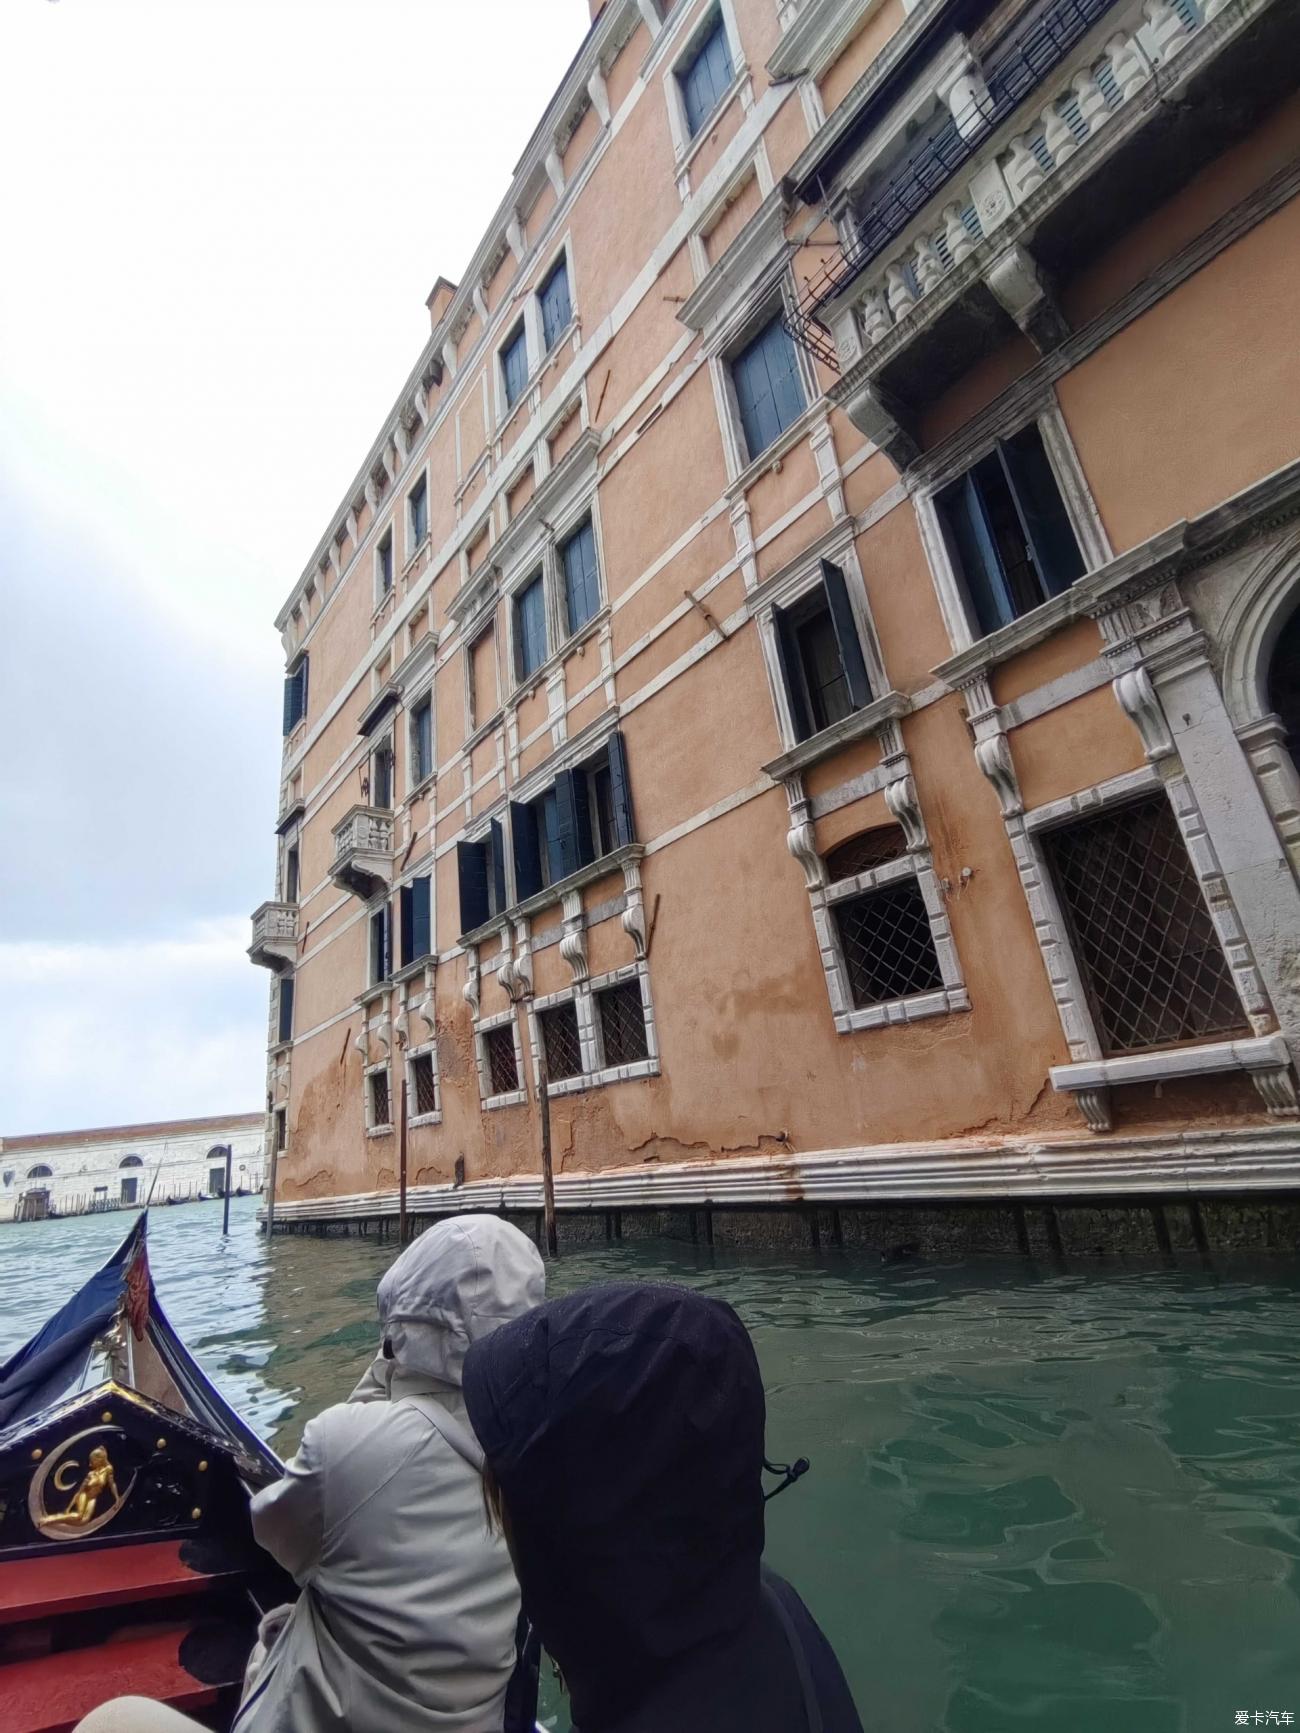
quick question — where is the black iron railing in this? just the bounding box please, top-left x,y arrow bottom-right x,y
786,0 -> 1121,369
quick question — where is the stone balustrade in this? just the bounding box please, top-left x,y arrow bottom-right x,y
829,0 -> 1225,369
249,901 -> 299,972
330,805 -> 396,900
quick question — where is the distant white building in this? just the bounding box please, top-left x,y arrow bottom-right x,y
0,1113 -> 265,1223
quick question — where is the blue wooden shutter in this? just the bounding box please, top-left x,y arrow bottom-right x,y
998,428 -> 1085,600
412,876 -> 431,961
605,733 -> 635,849
945,467 -> 1016,636
282,674 -> 295,736
490,818 -> 508,914
503,325 -> 529,407
399,883 -> 414,967
511,801 -> 543,902
732,318 -> 804,461
553,771 -> 586,877
540,260 -> 571,350
562,520 -> 600,634
457,840 -> 489,933
820,560 -> 872,712
773,604 -> 812,741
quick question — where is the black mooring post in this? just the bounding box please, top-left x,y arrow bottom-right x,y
221,1145 -> 233,1236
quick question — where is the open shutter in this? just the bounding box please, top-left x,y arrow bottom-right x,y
399,884 -> 414,968
412,877 -> 431,961
554,772 -> 583,879
511,801 -> 543,902
943,468 -> 1015,637
490,818 -> 508,914
998,430 -> 1085,600
299,656 -> 309,715
606,733 -> 635,849
773,604 -> 812,742
457,840 -> 489,934
820,560 -> 872,712
282,675 -> 296,736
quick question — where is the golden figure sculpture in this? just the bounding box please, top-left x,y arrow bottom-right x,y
38,1445 -> 119,1528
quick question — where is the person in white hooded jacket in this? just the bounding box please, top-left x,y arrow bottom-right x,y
73,1212 -> 545,1733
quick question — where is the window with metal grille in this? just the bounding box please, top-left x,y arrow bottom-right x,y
484,1025 -> 519,1096
597,979 -> 650,1068
1043,795 -> 1246,1055
937,422 -> 1085,637
540,1001 -> 584,1081
369,1068 -> 391,1127
825,824 -> 908,882
834,879 -> 942,1007
411,1051 -> 438,1117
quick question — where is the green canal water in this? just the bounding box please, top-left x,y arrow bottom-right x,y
3,1198 -> 1300,1731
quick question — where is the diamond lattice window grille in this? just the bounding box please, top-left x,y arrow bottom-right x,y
411,1052 -> 438,1117
833,878 -> 942,1007
484,1025 -> 519,1096
1043,795 -> 1246,1055
598,980 -> 650,1067
540,1001 -> 584,1081
369,1069 -> 391,1128
824,824 -> 909,882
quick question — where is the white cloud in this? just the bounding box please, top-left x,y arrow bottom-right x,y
0,922 -> 267,1135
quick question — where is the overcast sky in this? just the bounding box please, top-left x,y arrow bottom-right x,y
0,0 -> 588,1135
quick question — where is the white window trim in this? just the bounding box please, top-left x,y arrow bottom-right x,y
475,1009 -> 528,1109
525,962 -> 661,1096
405,1040 -> 442,1128
754,532 -> 890,754
535,236 -> 579,360
404,467 -> 430,567
364,1060 -> 393,1136
374,525 -> 395,608
711,279 -> 818,481
661,0 -> 750,167
915,401 -> 1113,658
503,496 -> 606,700
496,309 -> 543,427
406,685 -> 436,796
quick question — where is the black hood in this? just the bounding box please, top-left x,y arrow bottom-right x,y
463,1281 -> 766,1727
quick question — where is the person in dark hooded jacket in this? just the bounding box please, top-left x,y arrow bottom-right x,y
462,1280 -> 864,1733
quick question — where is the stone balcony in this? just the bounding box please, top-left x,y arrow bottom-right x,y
330,805 -> 396,901
795,0 -> 1293,446
248,902 -> 298,973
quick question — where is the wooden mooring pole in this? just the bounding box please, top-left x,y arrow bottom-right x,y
221,1144 -> 233,1236
399,1075 -> 409,1246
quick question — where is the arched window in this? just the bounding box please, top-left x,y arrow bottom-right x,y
119,1154 -> 144,1169
26,1164 -> 53,1180
823,824 -> 908,883
1267,601 -> 1300,761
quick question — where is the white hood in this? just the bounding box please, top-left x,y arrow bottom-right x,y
376,1213 -> 545,1388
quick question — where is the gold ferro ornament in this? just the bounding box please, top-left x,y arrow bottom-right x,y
29,1427 -> 134,1540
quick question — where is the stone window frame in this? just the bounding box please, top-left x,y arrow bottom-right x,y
363,1058 -> 393,1137
525,961 -> 661,1098
373,523 -> 395,609
660,0 -> 750,176
474,1007 -> 528,1111
913,398 -> 1112,658
708,273 -> 821,488
405,465 -> 430,567
500,483 -> 610,705
752,526 -> 892,758
405,1039 -> 442,1130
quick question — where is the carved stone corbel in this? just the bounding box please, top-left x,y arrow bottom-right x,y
840,380 -> 919,470
782,774 -> 824,891
1250,1064 -> 1300,1118
621,856 -> 648,959
559,891 -> 589,985
496,929 -> 522,1003
1075,1086 -> 1113,1133
462,951 -> 481,1020
373,1019 -> 391,1059
354,1024 -> 370,1065
974,733 -> 1023,818
884,772 -> 927,850
1113,666 -> 1175,761
986,244 -> 1069,354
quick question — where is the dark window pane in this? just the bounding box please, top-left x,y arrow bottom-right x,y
730,315 -> 805,460
834,880 -> 942,1007
369,1068 -> 391,1127
539,258 -> 572,350
378,533 -> 394,592
591,762 -> 615,857
409,478 -> 428,545
277,976 -> 295,1044
539,787 -> 563,884
561,519 -> 601,633
540,1001 -> 584,1081
516,574 -> 547,679
484,1025 -> 519,1096
502,325 -> 529,408
796,607 -> 853,732
598,979 -> 650,1067
372,742 -> 394,809
824,825 -> 908,882
1044,795 -> 1246,1055
412,698 -> 433,782
284,846 -> 299,903
411,1052 -> 438,1117
1000,425 -> 1085,598
679,15 -> 734,135
370,907 -> 390,982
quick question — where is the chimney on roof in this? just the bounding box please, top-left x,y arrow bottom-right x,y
425,276 -> 458,333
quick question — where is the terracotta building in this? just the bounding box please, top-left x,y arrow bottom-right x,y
252,0 -> 1300,1240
